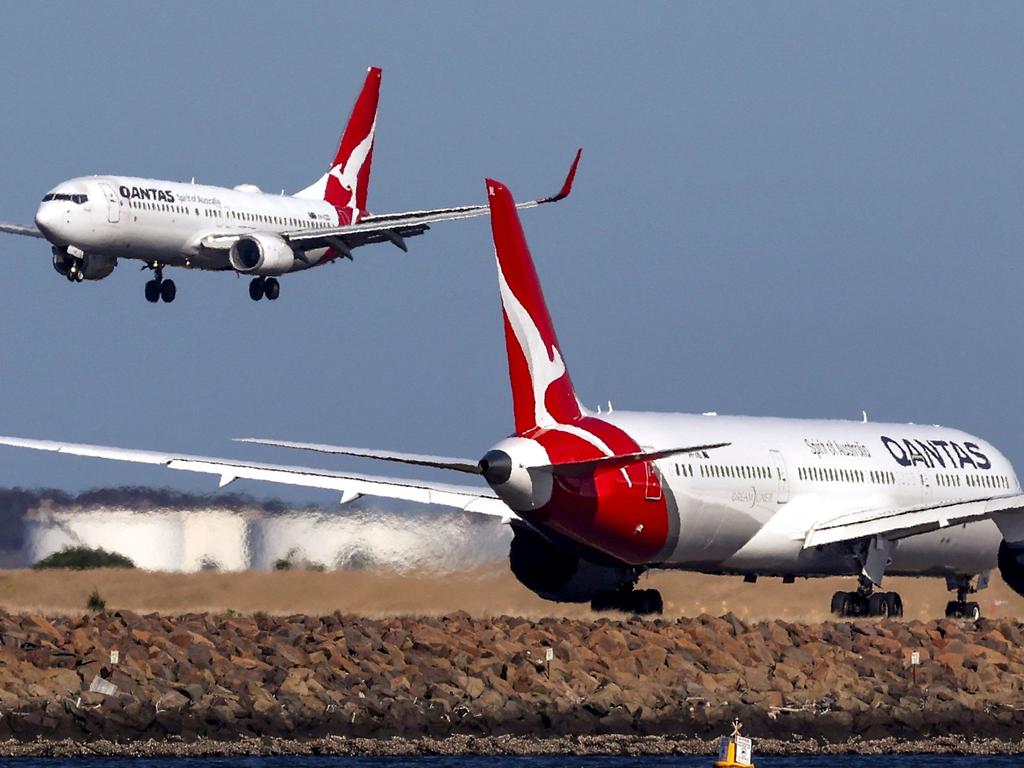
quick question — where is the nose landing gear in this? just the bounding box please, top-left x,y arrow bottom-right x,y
144,265 -> 175,303
248,276 -> 280,301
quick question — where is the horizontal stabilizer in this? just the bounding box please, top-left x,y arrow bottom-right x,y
544,442 -> 730,476
234,437 -> 482,474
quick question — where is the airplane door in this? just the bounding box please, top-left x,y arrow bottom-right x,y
98,183 -> 119,223
642,447 -> 663,501
770,449 -> 790,504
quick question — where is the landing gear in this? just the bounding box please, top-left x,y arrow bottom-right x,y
945,600 -> 981,620
144,265 -> 175,303
249,276 -> 280,301
944,574 -> 986,620
830,577 -> 903,618
590,587 -> 663,615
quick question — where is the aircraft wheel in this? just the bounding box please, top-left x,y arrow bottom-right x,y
868,592 -> 890,618
830,591 -> 849,617
144,280 -> 160,303
590,592 -> 616,612
264,277 -> 280,301
249,277 -> 265,301
74,269 -> 85,282
884,592 -> 903,618
964,601 -> 981,621
160,279 -> 176,303
631,589 -> 663,615
945,600 -> 962,619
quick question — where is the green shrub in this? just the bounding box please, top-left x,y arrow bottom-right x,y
86,588 -> 106,612
33,546 -> 135,570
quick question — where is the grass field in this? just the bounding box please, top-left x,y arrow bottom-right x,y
1,566 -> 1022,621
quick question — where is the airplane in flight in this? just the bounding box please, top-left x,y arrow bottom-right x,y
3,180 -> 1024,619
0,67 -> 580,303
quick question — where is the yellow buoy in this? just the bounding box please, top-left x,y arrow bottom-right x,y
713,720 -> 755,768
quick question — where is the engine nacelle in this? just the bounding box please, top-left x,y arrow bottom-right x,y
509,524 -> 628,603
79,253 -> 117,280
52,249 -> 116,281
998,539 -> 1024,597
228,233 -> 296,276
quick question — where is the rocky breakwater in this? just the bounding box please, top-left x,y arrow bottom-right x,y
1,610 -> 1024,748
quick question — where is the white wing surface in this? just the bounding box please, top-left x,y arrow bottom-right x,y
0,436 -> 512,520
199,150 -> 581,256
0,222 -> 44,238
804,493 -> 1024,547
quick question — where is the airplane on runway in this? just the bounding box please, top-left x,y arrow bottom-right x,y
0,67 -> 580,303
3,180 -> 1024,619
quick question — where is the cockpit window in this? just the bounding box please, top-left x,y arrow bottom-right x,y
41,193 -> 87,204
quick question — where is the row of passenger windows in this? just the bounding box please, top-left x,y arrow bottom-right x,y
667,462 -> 1013,492
42,193 -> 87,204
937,473 -> 1010,490
126,199 -> 330,229
797,466 -> 895,485
672,463 -> 774,480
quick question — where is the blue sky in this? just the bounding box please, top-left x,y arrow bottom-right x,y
1,2 -> 1024,504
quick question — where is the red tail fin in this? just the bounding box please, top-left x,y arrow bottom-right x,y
486,179 -> 582,435
295,66 -> 381,219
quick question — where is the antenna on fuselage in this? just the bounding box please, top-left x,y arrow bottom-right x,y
862,410 -> 869,423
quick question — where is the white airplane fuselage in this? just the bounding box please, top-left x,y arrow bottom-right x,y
36,175 -> 342,272
494,410 -> 1015,579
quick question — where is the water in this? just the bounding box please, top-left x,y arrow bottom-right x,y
0,756 -> 1020,768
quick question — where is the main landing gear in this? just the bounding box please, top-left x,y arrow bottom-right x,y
144,265 -> 175,303
944,574 -> 986,620
590,587 -> 664,615
831,576 -> 904,618
248,276 -> 280,301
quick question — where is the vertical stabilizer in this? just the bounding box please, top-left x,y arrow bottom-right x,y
294,66 -> 381,221
486,179 -> 582,434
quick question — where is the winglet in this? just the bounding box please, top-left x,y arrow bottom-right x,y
538,149 -> 582,204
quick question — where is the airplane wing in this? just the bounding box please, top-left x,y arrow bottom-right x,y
803,492 -> 1024,547
0,436 -> 513,520
199,149 -> 581,257
234,437 -> 483,473
0,222 -> 44,239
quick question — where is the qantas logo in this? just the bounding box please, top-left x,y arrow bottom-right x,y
881,435 -> 992,470
119,185 -> 175,203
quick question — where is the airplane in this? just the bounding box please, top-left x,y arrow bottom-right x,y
3,179 -> 1024,620
0,67 -> 580,303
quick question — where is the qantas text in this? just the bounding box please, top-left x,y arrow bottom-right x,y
881,436 -> 991,470
119,185 -> 175,203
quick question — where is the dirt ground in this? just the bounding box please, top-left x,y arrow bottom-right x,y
1,566 -> 1022,621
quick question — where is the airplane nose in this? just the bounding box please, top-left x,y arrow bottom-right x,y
34,205 -> 64,242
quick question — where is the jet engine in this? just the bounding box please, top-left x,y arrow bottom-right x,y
508,523 -> 629,603
228,233 -> 297,275
998,539 -> 1024,596
52,249 -> 116,281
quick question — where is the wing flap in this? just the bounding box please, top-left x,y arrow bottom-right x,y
0,435 -> 511,519
804,493 -> 1024,547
